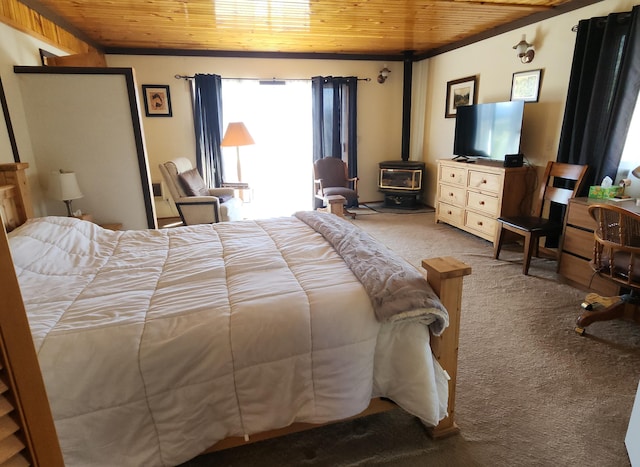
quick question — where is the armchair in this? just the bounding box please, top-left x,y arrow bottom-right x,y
313,157 -> 359,219
159,158 -> 242,224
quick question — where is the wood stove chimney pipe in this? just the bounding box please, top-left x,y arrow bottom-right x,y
401,51 -> 414,162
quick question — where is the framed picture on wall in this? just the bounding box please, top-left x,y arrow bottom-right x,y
445,75 -> 478,118
142,84 -> 172,117
510,69 -> 542,102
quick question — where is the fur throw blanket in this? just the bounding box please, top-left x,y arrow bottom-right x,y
295,211 -> 449,335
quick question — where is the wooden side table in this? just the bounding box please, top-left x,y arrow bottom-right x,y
74,213 -> 93,222
73,214 -> 122,231
100,223 -> 123,231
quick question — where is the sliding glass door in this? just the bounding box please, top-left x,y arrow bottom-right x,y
221,79 -> 312,219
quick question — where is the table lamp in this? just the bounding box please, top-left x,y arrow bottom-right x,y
48,170 -> 83,216
220,122 -> 255,182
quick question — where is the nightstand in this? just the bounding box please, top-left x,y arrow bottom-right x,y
73,214 -> 122,231
100,223 -> 123,231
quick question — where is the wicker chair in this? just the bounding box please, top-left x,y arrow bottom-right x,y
575,203 -> 640,334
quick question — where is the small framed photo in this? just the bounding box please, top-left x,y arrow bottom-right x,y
445,75 -> 478,118
142,85 -> 172,117
511,69 -> 542,103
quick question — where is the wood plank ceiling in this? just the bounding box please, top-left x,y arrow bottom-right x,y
24,0 -> 598,58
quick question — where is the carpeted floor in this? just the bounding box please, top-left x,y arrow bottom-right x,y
182,211 -> 640,467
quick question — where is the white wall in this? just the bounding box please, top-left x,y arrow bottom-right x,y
17,72 -> 152,229
107,55 -> 405,204
0,22 -> 68,214
420,0 -> 640,207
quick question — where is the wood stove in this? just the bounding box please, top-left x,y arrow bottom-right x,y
378,160 -> 425,209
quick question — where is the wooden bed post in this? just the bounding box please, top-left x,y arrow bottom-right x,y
422,256 -> 472,438
1,218 -> 64,464
0,163 -> 34,228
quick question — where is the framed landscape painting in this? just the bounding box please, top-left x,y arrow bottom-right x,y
445,75 -> 478,118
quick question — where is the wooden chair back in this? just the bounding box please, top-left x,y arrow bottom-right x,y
533,161 -> 589,218
589,204 -> 640,290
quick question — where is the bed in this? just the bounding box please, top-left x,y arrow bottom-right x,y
0,162 -> 471,467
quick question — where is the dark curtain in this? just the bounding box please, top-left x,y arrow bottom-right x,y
311,76 -> 358,179
192,74 -> 224,187
557,6 -> 640,194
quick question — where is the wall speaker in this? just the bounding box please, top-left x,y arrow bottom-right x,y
504,154 -> 524,167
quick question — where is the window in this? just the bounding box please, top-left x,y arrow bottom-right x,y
616,91 -> 640,197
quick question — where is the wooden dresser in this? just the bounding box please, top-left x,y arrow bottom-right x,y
558,197 -> 640,295
436,159 -> 533,243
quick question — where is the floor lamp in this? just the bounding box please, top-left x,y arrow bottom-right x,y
220,122 -> 255,182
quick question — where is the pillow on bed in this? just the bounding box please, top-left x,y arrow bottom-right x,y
178,168 -> 210,196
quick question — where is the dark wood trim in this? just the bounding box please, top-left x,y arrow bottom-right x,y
12,66 -> 156,229
105,47 -> 405,62
415,0 -> 604,61
0,78 -> 20,163
39,48 -> 58,66
122,70 -> 157,229
13,65 -> 131,76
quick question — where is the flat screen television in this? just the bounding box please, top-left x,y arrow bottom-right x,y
453,100 -> 525,161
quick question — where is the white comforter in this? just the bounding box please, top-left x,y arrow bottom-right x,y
9,215 -> 449,466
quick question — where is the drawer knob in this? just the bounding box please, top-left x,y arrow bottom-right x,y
481,179 -> 487,184
449,192 -> 454,197
477,221 -> 483,226
479,201 -> 485,205
447,210 -> 452,215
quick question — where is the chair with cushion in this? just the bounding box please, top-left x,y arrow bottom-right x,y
313,157 -> 359,219
159,157 -> 243,224
493,161 -> 588,275
575,204 -> 640,334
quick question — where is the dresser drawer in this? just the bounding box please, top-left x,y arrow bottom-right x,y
466,191 -> 499,216
439,165 -> 466,186
465,210 -> 497,239
566,201 -> 595,229
438,184 -> 465,207
468,170 -> 501,193
562,225 -> 594,259
437,202 -> 464,227
558,252 -> 619,295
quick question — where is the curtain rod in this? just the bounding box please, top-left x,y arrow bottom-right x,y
174,74 -> 371,82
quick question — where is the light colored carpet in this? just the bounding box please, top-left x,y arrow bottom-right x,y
182,211 -> 640,467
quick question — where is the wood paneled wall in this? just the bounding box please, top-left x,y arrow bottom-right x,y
0,0 -> 97,55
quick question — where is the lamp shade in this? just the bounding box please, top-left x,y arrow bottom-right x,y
633,166 -> 640,179
220,122 -> 255,147
48,170 -> 83,201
